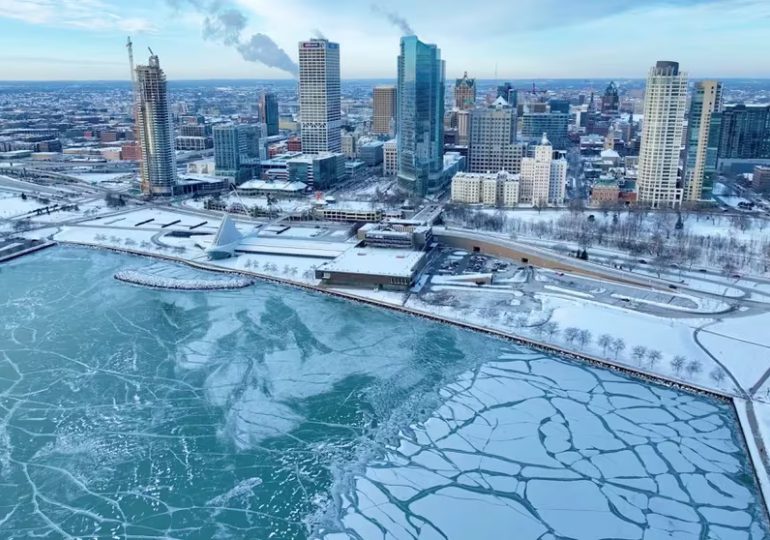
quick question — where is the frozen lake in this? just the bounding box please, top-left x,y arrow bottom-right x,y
0,248 -> 768,539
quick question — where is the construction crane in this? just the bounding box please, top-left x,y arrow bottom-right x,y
126,37 -> 135,85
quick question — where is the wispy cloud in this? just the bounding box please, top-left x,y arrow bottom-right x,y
0,0 -> 156,33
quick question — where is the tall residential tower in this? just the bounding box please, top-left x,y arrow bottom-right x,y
298,38 -> 341,153
637,61 -> 688,207
135,52 -> 176,196
397,35 -> 445,195
683,80 -> 723,202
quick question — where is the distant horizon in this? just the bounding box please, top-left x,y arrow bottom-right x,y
2,76 -> 770,84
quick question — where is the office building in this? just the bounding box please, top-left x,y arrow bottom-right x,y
372,85 -> 396,136
298,38 -> 341,153
753,166 -> 770,193
454,71 -> 476,110
213,124 -> 263,182
601,82 -> 620,117
549,99 -> 571,115
457,110 -> 470,146
397,35 -> 445,195
134,52 -> 176,196
287,152 -> 345,190
383,139 -> 398,176
683,80 -> 723,201
359,140 -> 384,167
520,112 -> 569,150
341,132 -> 357,158
259,92 -> 279,136
520,134 -> 566,206
637,61 -> 688,207
468,96 -> 525,174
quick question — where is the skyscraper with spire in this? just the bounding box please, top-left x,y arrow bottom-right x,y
135,51 -> 176,196
454,71 -> 476,110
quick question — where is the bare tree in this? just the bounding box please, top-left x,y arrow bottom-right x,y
685,359 -> 703,378
543,321 -> 560,339
631,346 -> 647,365
577,330 -> 592,349
564,327 -> 580,344
611,338 -> 626,359
709,367 -> 726,386
671,355 -> 686,375
598,334 -> 613,355
647,350 -> 663,370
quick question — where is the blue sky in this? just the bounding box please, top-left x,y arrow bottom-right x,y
0,0 -> 769,80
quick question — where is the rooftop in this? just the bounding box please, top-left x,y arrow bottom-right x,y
318,247 -> 426,278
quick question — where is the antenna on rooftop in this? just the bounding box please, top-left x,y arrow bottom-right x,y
148,47 -> 155,57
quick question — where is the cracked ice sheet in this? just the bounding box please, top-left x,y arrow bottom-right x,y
1,247 -> 521,539
321,354 -> 770,540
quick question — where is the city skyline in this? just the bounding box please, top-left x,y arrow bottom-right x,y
1,0 -> 770,81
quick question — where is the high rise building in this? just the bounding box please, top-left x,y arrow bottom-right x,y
601,82 -> 621,117
519,134 -> 566,206
397,35 -> 445,195
715,104 -> 770,160
135,52 -> 176,196
683,80 -> 723,202
637,61 -> 688,207
496,83 -> 517,107
468,97 -> 525,174
454,71 -> 476,110
520,112 -> 570,149
372,85 -> 396,136
259,92 -> 279,137
298,38 -> 341,153
213,124 -> 263,182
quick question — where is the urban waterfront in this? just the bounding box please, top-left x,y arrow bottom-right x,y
0,248 -> 768,539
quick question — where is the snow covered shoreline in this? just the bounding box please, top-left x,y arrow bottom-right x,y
39,241 -> 770,517
114,269 -> 254,291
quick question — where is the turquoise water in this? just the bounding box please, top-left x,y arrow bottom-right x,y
0,248 -> 767,539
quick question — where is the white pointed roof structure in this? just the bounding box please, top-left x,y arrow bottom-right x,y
206,214 -> 243,259
541,132 -> 551,146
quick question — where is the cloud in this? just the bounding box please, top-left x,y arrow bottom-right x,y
164,0 -> 299,77
0,0 -> 156,33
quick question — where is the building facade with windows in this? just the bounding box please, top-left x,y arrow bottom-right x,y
397,36 -> 445,195
298,38 -> 341,153
637,61 -> 688,207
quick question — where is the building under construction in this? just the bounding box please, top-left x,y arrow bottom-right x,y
132,45 -> 176,196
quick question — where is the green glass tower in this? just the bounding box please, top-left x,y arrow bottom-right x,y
397,36 -> 445,196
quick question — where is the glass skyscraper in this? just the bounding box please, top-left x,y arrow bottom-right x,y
397,36 -> 445,196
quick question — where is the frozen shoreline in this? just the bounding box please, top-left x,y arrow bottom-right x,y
52,240 -> 770,518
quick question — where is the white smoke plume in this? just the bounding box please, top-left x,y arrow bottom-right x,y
165,0 -> 298,77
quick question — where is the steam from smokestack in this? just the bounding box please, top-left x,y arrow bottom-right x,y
371,4 -> 414,36
165,0 -> 298,77
312,28 -> 327,40
237,35 -> 299,77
